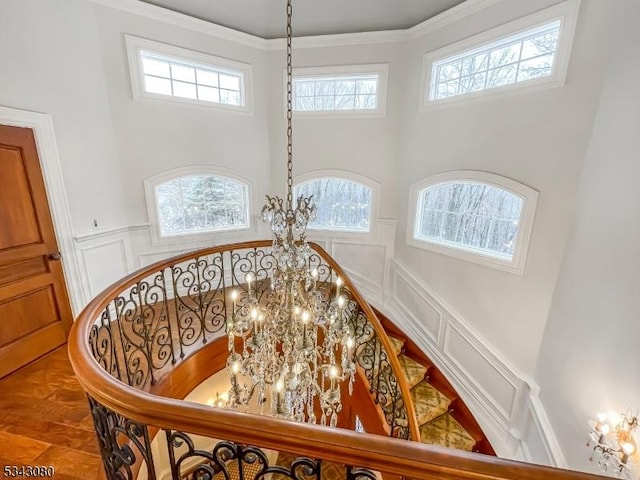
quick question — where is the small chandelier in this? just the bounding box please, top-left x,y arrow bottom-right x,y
221,0 -> 356,427
588,409 -> 638,477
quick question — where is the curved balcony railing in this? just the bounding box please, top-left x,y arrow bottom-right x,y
69,241 -> 607,480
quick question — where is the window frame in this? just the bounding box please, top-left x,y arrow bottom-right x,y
407,171 -> 538,275
419,0 -> 580,110
144,166 -> 256,247
126,35 -> 254,114
293,170 -> 380,239
288,64 -> 389,119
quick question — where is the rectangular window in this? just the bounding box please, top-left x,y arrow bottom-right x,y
420,0 -> 579,108
291,64 -> 388,117
126,35 -> 253,113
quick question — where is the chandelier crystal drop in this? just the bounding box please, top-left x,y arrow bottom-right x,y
222,0 -> 356,427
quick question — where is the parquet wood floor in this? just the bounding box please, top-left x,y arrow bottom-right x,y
0,347 -> 102,479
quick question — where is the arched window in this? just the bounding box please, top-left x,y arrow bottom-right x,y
145,167 -> 252,243
408,171 -> 537,274
293,172 -> 377,233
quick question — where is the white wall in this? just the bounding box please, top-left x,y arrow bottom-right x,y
93,4 -> 272,231
266,43 -> 408,220
0,0 -> 128,232
393,0 -> 614,376
535,0 -> 640,475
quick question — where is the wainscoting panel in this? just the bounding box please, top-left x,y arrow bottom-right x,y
392,271 -> 442,344
78,237 -> 132,299
379,258 -> 565,465
332,242 -> 387,290
443,322 -> 517,423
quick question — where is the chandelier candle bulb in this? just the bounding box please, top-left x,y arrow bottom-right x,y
246,273 -> 254,296
336,276 -> 343,297
311,269 -> 318,289
595,412 -> 608,432
622,442 -> 635,456
231,289 -> 238,314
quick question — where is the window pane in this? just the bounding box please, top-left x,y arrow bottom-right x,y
294,178 -> 372,232
156,174 -> 249,237
224,91 -> 240,106
295,81 -> 315,97
437,80 -> 459,99
488,42 -> 521,69
335,95 -> 355,110
296,96 -> 314,111
315,80 -> 335,96
355,94 -> 376,109
461,53 -> 488,76
356,79 -> 377,95
172,80 -> 197,99
198,85 -> 220,103
521,30 -> 559,60
171,64 -> 196,83
415,182 -> 523,260
293,73 -> 380,113
517,54 -> 554,82
196,69 -> 218,87
219,74 -> 240,91
429,20 -> 561,101
144,75 -> 172,95
142,56 -> 170,78
135,45 -> 246,108
459,72 -> 487,94
438,62 -> 461,83
315,96 -> 334,110
486,64 -> 517,88
335,80 -> 356,95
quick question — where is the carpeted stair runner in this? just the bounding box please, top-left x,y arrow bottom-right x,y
389,335 -> 477,452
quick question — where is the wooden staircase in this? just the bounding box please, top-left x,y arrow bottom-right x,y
376,309 -> 495,456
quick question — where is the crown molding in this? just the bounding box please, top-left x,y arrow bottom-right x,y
91,0 -> 503,50
408,0 -> 504,39
91,0 -> 269,50
264,30 -> 409,50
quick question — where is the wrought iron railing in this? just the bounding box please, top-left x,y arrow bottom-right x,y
72,241 -> 424,479
69,241 -> 607,480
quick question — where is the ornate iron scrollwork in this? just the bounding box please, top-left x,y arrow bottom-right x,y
166,431 -> 378,480
88,396 -> 156,480
85,244 -> 412,480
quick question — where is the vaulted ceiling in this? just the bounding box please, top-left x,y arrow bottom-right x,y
139,0 -> 467,38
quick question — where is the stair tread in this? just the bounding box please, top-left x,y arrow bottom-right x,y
419,413 -> 476,452
411,381 -> 451,426
388,336 -> 404,356
398,354 -> 428,388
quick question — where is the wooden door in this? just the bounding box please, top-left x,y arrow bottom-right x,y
0,124 -> 73,379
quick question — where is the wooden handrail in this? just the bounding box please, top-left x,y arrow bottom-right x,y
310,242 -> 421,440
68,240 -> 607,480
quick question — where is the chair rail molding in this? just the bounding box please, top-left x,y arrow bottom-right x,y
0,105 -> 86,314
377,257 -> 566,467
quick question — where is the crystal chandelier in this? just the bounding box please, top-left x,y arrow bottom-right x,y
222,0 -> 356,427
588,409 -> 638,477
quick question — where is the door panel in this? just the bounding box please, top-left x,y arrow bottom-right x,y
0,125 -> 72,378
0,257 -> 47,285
0,287 -> 58,345
0,146 -> 41,249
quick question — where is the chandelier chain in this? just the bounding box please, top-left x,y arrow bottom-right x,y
286,0 -> 293,210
